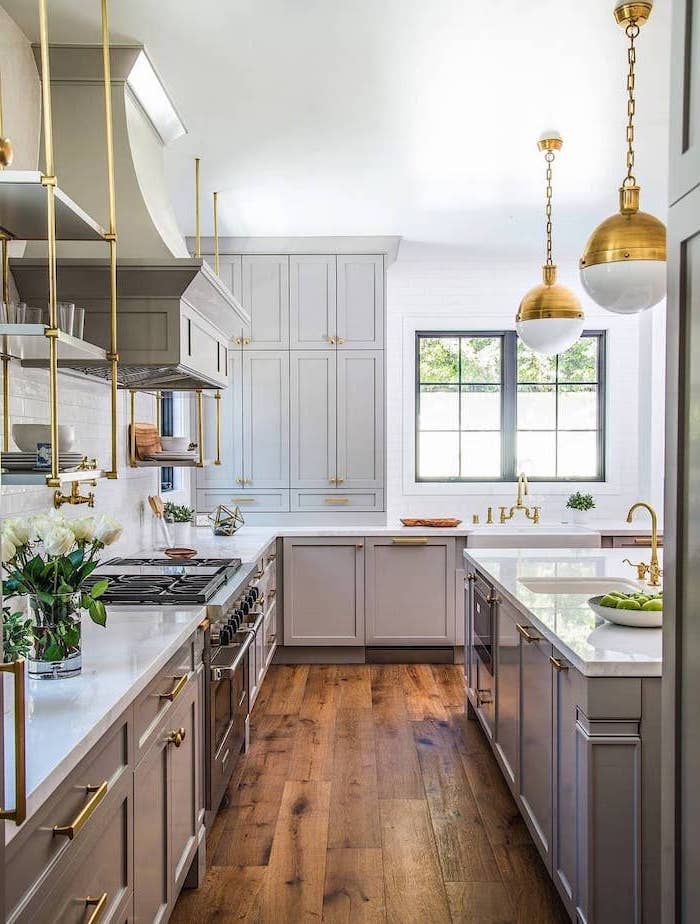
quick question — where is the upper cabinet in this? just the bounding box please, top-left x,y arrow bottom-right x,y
336,255 -> 384,349
290,255 -> 337,349
241,255 -> 290,348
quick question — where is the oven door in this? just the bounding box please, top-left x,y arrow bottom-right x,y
208,637 -> 250,817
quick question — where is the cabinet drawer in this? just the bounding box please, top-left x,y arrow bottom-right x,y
291,489 -> 384,512
6,717 -> 130,921
133,636 -> 195,759
197,489 -> 291,513
16,770 -> 132,924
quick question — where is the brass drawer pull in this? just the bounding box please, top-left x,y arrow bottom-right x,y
391,537 -> 428,545
84,893 -> 108,924
53,781 -> 108,839
550,656 -> 569,672
476,689 -> 493,706
166,727 -> 187,748
267,588 -> 276,599
633,537 -> 664,546
232,497 -> 256,503
324,497 -> 349,504
0,658 -> 26,824
515,623 -> 541,644
159,673 -> 188,702
328,335 -> 336,345
267,633 -> 277,644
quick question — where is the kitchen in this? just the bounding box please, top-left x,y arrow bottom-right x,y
0,1 -> 695,922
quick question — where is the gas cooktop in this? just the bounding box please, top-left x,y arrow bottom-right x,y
86,556 -> 242,605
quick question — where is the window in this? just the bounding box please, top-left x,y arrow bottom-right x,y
415,331 -> 605,482
160,391 -> 174,493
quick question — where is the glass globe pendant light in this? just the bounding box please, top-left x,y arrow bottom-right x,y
579,1 -> 666,314
516,133 -> 584,356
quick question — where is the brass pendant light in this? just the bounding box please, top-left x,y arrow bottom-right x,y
516,133 -> 584,356
579,1 -> 666,314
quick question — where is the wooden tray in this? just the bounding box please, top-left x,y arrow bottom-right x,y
400,517 -> 462,528
130,423 -> 162,461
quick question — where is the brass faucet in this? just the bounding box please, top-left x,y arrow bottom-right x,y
500,473 -> 540,525
623,501 -> 662,586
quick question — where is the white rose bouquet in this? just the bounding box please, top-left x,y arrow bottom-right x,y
1,511 -> 123,671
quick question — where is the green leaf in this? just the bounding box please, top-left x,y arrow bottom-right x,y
88,578 -> 109,599
88,600 -> 107,627
57,582 -> 74,596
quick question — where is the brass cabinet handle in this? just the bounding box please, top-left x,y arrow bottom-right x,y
53,781 -> 108,839
356,543 -> 364,548
324,497 -> 349,504
391,537 -> 428,545
236,477 -> 244,485
328,336 -> 336,345
550,656 -> 569,672
0,658 -> 26,824
515,623 -> 541,644
267,633 -> 277,644
336,336 -> 345,344
84,893 -> 108,924
267,588 -> 277,599
159,673 -> 188,702
329,476 -> 338,485
336,477 -> 345,484
232,497 -> 256,503
633,537 -> 664,547
198,617 -> 211,632
167,727 -> 187,748
476,689 -> 493,706
467,572 -> 476,582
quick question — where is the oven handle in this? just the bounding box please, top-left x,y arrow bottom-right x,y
210,635 -> 252,680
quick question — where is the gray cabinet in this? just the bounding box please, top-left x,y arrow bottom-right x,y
494,598 -> 520,790
241,254 -> 290,348
241,350 -> 290,489
134,727 -> 170,923
289,254 -> 336,349
290,351 -> 337,489
365,537 -> 455,644
336,350 -> 383,489
517,619 -> 553,865
336,254 -> 384,349
283,537 -> 365,646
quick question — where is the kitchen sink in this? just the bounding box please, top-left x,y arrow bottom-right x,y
518,576 -> 641,595
468,525 -> 600,549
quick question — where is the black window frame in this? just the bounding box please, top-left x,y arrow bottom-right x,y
160,391 -> 175,493
415,330 -> 606,483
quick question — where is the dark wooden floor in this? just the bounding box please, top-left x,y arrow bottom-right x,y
172,664 -> 568,923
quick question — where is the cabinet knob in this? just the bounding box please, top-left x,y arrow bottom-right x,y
167,727 -> 187,748
356,543 -> 364,548
336,336 -> 345,344
328,336 -> 336,345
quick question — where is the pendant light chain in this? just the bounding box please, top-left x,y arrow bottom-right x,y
544,150 -> 555,266
624,21 -> 640,187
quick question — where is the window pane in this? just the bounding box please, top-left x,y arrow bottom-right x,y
517,431 -> 556,477
517,342 -> 556,383
418,431 -> 459,478
558,337 -> 598,383
419,385 -> 459,430
517,385 -> 556,429
558,385 -> 597,430
461,385 -> 500,430
558,432 -> 598,477
419,337 -> 459,383
461,337 -> 501,383
461,432 -> 501,477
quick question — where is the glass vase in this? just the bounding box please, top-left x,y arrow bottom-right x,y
26,592 -> 83,679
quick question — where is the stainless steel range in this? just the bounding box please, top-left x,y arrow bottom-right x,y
87,556 -> 242,605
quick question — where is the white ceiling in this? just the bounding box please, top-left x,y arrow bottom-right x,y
2,0 -> 671,259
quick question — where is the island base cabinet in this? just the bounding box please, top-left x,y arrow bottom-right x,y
494,598 -> 520,790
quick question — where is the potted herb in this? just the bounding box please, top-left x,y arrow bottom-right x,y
163,502 -> 195,546
1,511 -> 123,679
566,491 -> 596,525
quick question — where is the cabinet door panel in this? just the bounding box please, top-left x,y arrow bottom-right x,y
495,600 -> 520,790
519,628 -> 553,865
336,350 -> 383,489
336,254 -> 383,348
241,255 -> 289,348
290,352 -> 337,488
365,538 -> 455,644
290,254 -> 336,349
670,0 -> 700,203
134,738 -> 170,923
170,680 -> 199,892
197,348 -> 243,489
242,350 -> 290,488
283,538 -> 364,645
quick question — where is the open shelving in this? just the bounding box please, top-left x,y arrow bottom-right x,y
0,171 -> 108,241
128,388 -> 222,470
0,324 -> 107,363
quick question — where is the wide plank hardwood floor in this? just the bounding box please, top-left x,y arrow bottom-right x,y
172,664 -> 568,924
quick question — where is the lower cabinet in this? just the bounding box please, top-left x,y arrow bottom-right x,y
283,537 -> 365,645
365,537 -> 455,645
494,598 -> 520,788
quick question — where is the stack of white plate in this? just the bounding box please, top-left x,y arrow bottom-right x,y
1,451 -> 85,472
144,451 -> 198,463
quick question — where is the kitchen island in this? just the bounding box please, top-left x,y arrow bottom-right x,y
464,547 -> 662,924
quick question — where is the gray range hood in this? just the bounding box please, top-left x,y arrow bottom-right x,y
16,44 -> 248,390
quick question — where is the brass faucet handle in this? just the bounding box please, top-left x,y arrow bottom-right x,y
525,505 -> 541,524
499,506 -> 509,524
623,558 -> 650,581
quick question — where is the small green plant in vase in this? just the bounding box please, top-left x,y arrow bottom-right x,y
1,510 -> 123,679
163,502 -> 195,545
566,492 -> 596,525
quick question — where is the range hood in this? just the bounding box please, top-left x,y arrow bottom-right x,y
12,44 -> 248,389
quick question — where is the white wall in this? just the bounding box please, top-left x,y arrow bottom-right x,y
386,241 -> 665,524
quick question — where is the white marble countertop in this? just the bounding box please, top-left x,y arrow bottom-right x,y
4,603 -> 206,844
464,547 -> 663,678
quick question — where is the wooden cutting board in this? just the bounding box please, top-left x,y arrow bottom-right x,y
130,424 -> 162,461
400,517 -> 462,528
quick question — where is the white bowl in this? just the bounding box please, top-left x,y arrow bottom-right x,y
588,594 -> 662,628
160,436 -> 190,453
12,424 -> 76,453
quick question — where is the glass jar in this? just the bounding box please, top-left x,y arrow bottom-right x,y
26,592 -> 82,679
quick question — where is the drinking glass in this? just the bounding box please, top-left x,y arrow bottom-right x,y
73,307 -> 85,339
57,302 -> 75,333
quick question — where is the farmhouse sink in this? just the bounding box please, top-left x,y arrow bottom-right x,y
518,576 -> 640,595
468,525 -> 600,549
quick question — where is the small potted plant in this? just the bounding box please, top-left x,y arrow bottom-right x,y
163,502 -> 195,546
566,491 -> 596,525
1,510 -> 123,679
